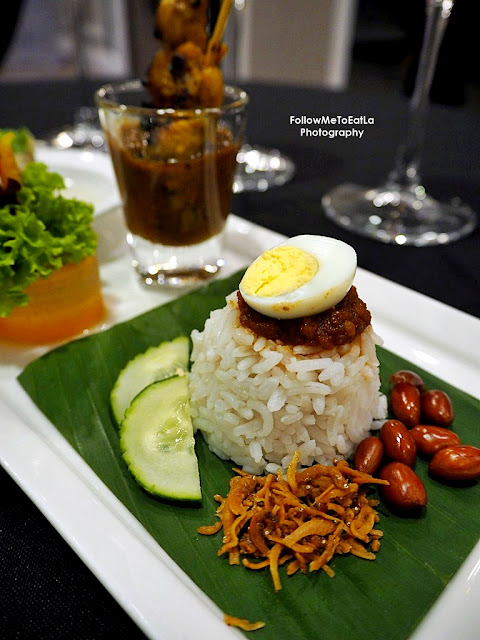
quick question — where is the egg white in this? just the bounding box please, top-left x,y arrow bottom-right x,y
239,235 -> 357,319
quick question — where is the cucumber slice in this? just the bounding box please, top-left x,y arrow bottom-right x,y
111,336 -> 189,425
120,375 -> 201,501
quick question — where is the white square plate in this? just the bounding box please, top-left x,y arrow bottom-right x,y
1,206 -> 479,640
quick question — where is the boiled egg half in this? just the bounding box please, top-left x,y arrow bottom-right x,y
239,235 -> 357,319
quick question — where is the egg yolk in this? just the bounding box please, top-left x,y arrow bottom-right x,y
240,246 -> 319,297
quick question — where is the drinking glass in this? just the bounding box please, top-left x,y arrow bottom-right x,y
322,0 -> 476,246
233,143 -> 295,193
96,80 -> 248,287
229,0 -> 295,192
48,106 -> 106,151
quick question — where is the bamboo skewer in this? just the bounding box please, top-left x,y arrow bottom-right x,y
205,0 -> 233,65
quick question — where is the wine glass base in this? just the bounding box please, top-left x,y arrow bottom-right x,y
233,144 -> 295,193
48,107 -> 106,151
322,183 -> 477,246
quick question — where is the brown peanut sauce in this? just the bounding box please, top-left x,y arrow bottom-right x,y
237,286 -> 371,349
108,120 -> 238,246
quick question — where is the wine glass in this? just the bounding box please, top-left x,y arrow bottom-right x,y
48,105 -> 106,151
322,0 -> 476,246
229,0 -> 295,193
46,0 -> 106,151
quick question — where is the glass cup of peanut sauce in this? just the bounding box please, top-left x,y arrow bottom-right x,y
95,80 -> 248,287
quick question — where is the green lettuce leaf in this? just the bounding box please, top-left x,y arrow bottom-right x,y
0,162 -> 97,317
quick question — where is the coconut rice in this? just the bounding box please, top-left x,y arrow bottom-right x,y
189,292 -> 387,475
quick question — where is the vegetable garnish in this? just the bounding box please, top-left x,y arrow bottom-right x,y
223,614 -> 265,631
119,375 -> 201,502
110,336 -> 189,425
0,161 -> 97,317
0,128 -> 35,200
0,127 -> 35,158
198,451 -> 388,591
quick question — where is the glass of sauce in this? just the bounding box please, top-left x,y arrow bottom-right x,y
95,80 -> 248,287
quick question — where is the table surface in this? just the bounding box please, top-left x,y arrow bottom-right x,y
1,78 -> 479,639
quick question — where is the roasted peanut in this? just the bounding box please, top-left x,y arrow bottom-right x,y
354,436 -> 384,475
410,425 -> 460,458
379,462 -> 428,513
389,369 -> 424,390
429,445 -> 480,482
380,420 -> 417,466
390,382 -> 421,428
421,390 -> 454,427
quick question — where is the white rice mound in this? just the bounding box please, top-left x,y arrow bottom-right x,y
189,292 -> 387,475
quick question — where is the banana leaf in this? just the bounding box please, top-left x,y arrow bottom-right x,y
18,271 -> 480,640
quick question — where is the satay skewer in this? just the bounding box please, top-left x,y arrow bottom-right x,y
205,0 -> 233,66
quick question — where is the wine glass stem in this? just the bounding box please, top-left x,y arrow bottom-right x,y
388,0 -> 455,190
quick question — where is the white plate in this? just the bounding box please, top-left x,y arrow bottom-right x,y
1,212 -> 480,640
36,146 -> 121,217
